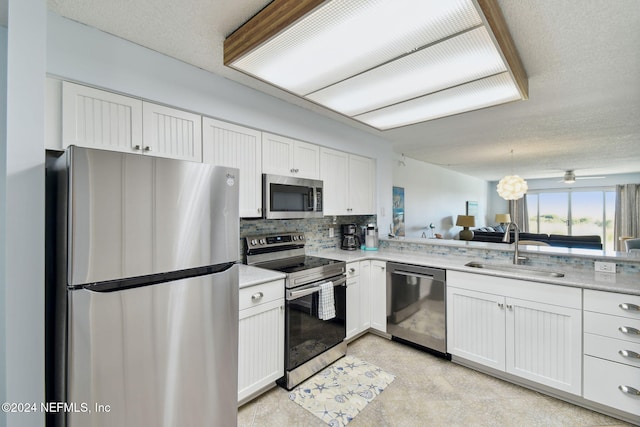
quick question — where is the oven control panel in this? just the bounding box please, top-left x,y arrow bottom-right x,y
245,233 -> 305,248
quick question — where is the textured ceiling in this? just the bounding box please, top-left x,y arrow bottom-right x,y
47,0 -> 640,181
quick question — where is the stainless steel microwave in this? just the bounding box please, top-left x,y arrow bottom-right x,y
263,174 -> 323,219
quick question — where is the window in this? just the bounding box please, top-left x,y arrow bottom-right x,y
526,188 -> 615,251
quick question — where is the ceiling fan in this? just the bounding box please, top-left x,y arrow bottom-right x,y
559,170 -> 605,184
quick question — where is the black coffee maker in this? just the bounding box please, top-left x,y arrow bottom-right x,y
341,223 -> 360,250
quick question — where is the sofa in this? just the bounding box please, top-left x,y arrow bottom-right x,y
471,226 -> 603,250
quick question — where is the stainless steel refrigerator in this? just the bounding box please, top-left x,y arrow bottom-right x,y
46,146 -> 240,427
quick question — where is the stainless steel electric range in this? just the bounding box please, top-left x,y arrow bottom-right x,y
245,233 -> 347,390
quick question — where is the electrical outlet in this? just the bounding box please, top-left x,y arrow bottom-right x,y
329,227 -> 334,238
594,261 -> 616,273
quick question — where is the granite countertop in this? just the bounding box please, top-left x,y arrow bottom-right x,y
379,236 -> 640,262
237,263 -> 286,289
237,247 -> 639,295
313,248 -> 640,296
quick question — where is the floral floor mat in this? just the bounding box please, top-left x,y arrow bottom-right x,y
289,355 -> 395,426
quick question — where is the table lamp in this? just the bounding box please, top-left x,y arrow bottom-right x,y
495,213 -> 511,224
456,215 -> 476,241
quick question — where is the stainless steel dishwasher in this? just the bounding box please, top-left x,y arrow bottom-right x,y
386,262 -> 449,358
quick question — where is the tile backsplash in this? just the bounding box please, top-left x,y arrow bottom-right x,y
379,238 -> 640,276
240,215 -> 376,259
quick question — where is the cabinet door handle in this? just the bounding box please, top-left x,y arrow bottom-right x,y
619,326 -> 640,335
618,385 -> 640,396
506,304 -> 513,310
134,145 -> 141,150
349,268 -> 356,273
619,350 -> 640,359
144,146 -> 151,152
251,292 -> 264,301
290,168 -> 295,173
497,303 -> 504,309
619,303 -> 640,312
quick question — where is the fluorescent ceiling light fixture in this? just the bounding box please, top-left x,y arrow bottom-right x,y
225,0 -> 528,130
354,73 -> 521,129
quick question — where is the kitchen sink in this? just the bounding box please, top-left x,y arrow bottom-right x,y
464,261 -> 565,278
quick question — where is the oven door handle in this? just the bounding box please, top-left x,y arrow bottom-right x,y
287,277 -> 346,300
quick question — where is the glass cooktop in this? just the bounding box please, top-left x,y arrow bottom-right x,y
257,255 -> 343,274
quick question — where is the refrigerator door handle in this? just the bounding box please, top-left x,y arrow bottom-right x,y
81,262 -> 236,293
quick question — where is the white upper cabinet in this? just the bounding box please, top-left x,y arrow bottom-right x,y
348,154 -> 376,215
62,81 -> 143,153
202,118 -> 263,218
320,147 -> 376,215
142,102 -> 202,162
262,132 -> 320,179
62,81 -> 202,161
319,148 -> 349,215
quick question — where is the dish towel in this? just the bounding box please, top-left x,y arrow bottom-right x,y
317,281 -> 336,320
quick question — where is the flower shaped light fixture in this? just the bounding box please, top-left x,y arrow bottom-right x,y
224,0 -> 528,130
496,149 -> 528,200
496,175 -> 528,200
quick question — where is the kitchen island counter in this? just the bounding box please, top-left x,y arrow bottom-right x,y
312,247 -> 640,296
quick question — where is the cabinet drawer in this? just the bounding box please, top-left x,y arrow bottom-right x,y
346,262 -> 360,277
584,289 -> 640,319
239,280 -> 284,311
584,311 -> 640,342
584,333 -> 640,367
447,271 -> 581,309
584,356 -> 640,417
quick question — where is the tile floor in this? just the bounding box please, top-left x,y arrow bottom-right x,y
238,334 -> 634,427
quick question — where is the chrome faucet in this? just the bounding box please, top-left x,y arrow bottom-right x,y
502,221 -> 527,264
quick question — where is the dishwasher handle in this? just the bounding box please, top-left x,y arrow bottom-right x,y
387,262 -> 446,282
392,270 -> 436,281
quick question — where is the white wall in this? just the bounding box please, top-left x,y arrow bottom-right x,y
45,12 -> 394,229
392,154 -> 489,239
0,22 -> 6,425
4,1 -> 46,426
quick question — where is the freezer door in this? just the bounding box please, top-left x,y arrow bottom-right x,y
67,265 -> 238,427
67,146 -> 239,286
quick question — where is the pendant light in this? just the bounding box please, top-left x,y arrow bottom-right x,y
496,149 -> 528,200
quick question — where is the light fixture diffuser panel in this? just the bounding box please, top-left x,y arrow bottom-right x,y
231,0 -> 482,96
307,27 -> 507,116
226,0 -> 528,129
355,73 -> 521,130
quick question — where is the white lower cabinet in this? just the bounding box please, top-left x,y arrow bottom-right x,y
447,286 -> 506,370
447,271 -> 582,395
583,290 -> 640,418
346,261 -> 371,340
369,260 -> 387,333
238,279 -> 284,405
